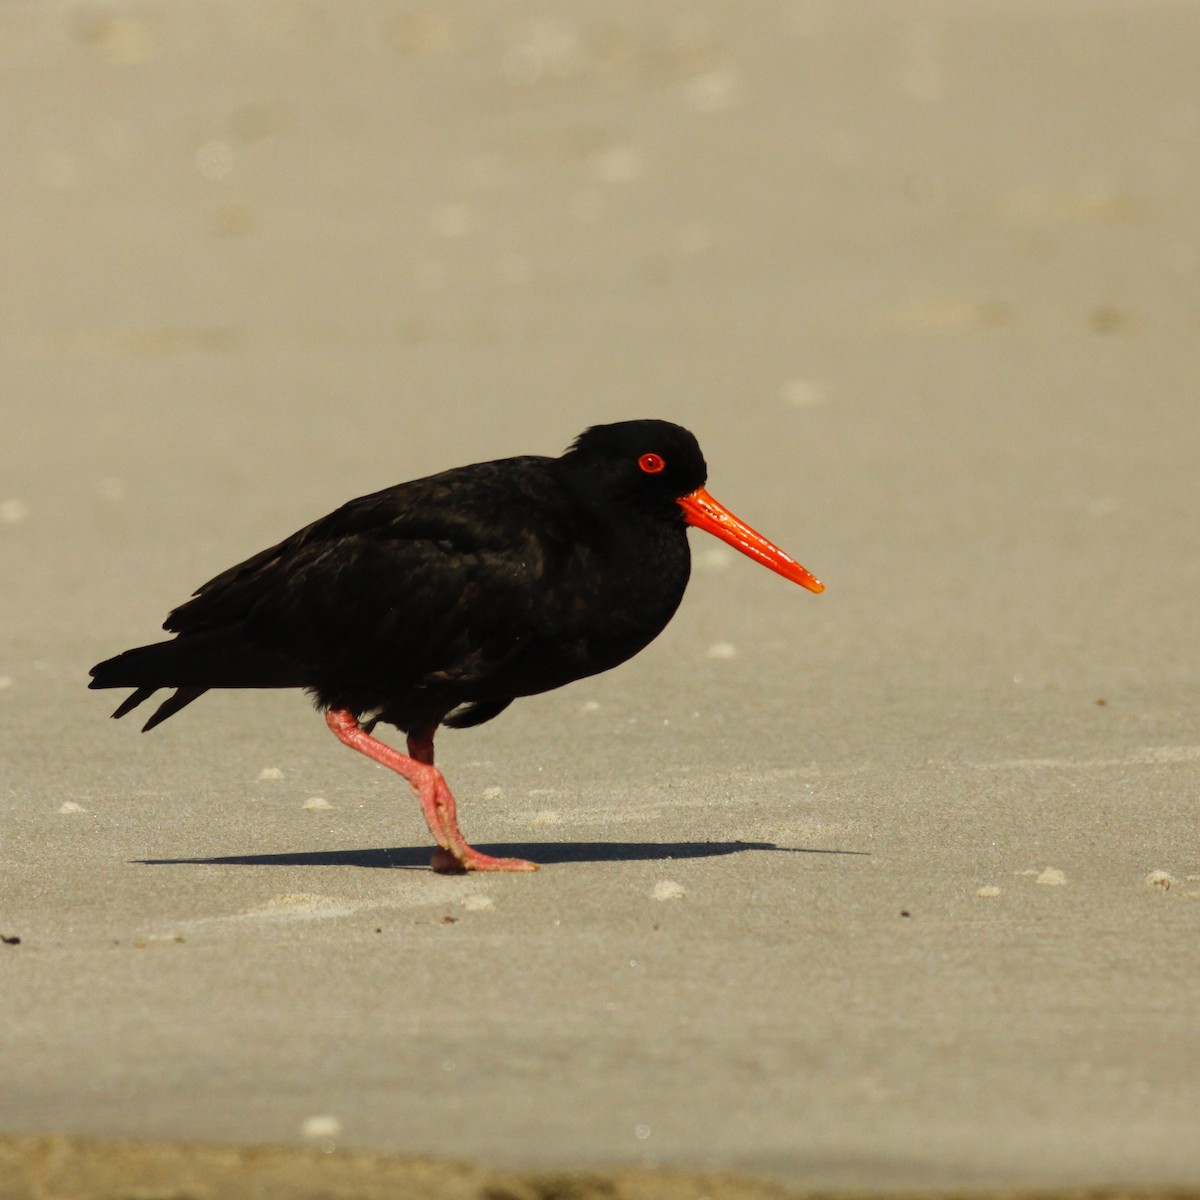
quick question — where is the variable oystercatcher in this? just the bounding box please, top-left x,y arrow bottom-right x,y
90,420 -> 823,872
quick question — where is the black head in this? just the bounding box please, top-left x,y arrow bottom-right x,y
561,420 -> 708,512
562,419 -> 825,591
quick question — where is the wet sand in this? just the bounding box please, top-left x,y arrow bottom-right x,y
3,1137 -> 1196,1200
2,1 -> 1199,1194
1,1135 -> 800,1200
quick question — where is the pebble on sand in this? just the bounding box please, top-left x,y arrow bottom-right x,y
301,1115 -> 342,1141
651,880 -> 686,901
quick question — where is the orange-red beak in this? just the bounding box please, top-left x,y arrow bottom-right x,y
678,487 -> 824,594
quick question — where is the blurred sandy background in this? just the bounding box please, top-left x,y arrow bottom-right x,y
2,1 -> 1199,1194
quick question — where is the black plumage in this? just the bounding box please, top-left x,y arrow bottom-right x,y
90,420 -> 822,872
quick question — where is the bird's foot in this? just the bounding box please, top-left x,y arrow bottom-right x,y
430,846 -> 539,873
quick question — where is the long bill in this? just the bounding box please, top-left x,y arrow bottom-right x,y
678,487 -> 824,594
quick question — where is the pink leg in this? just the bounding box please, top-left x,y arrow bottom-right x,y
325,709 -> 537,873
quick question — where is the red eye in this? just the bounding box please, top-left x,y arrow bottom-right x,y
638,452 -> 666,474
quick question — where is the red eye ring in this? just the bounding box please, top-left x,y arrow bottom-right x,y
638,452 -> 666,474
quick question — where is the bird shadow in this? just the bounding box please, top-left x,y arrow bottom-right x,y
136,840 -> 869,870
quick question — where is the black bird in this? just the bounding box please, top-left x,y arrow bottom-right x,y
90,420 -> 823,872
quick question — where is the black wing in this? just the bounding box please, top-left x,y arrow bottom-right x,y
90,457 -> 563,727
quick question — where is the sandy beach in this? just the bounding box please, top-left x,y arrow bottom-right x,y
2,1 -> 1199,1195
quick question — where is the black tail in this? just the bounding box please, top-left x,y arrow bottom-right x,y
90,635 -> 302,731
89,640 -> 210,730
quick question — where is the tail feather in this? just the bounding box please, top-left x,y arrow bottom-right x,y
90,634 -> 303,730
140,687 -> 209,731
110,685 -> 156,719
102,684 -> 209,730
